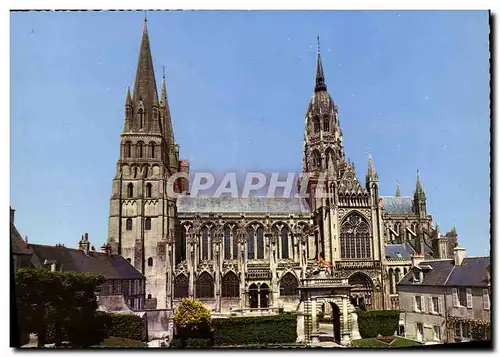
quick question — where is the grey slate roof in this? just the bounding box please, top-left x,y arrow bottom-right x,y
10,222 -> 32,256
385,243 -> 415,259
28,244 -> 145,280
380,196 -> 415,214
446,257 -> 490,287
177,196 -> 311,214
398,257 -> 490,287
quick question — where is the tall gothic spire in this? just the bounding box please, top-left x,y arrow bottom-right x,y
314,36 -> 327,93
133,17 -> 158,106
160,68 -> 175,144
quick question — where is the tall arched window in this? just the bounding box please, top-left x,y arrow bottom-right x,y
389,269 -> 395,294
127,183 -> 133,198
340,213 -> 371,259
247,229 -> 255,260
137,142 -> 144,158
174,274 -> 189,299
313,116 -> 320,134
176,228 -> 186,265
125,141 -> 132,158
145,218 -> 151,230
126,218 -> 133,231
201,227 -> 209,260
323,116 -> 330,132
232,229 -> 238,259
150,142 -> 155,158
312,150 -> 321,169
138,108 -> 144,129
281,226 -> 289,259
224,226 -> 231,260
222,272 -> 239,298
147,257 -> 153,267
196,272 -> 214,298
279,272 -> 299,296
256,227 -> 264,259
325,148 -> 335,170
146,183 -> 152,198
395,268 -> 401,284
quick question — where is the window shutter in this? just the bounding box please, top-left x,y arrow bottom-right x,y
413,296 -> 417,312
428,296 -> 433,313
422,296 -> 426,313
466,288 -> 473,309
452,288 -> 459,307
438,296 -> 444,315
483,289 -> 490,310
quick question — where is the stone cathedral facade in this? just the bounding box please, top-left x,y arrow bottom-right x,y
107,19 -> 459,312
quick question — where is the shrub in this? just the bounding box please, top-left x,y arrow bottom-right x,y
170,338 -> 183,349
212,312 -> 297,346
186,338 -> 212,348
104,313 -> 144,341
174,298 -> 212,344
14,268 -> 105,347
356,310 -> 400,338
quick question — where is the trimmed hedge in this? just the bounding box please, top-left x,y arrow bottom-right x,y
356,309 -> 400,338
104,313 -> 144,341
212,313 -> 297,346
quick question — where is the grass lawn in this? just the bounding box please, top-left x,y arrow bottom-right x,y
351,336 -> 423,348
92,337 -> 148,348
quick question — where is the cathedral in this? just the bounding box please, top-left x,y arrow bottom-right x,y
107,18 -> 459,312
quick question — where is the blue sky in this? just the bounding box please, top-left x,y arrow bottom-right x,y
10,10 -> 490,256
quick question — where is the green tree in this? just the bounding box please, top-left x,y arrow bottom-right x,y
173,298 -> 212,345
15,268 -> 106,348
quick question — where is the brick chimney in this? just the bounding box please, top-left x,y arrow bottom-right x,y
100,243 -> 112,256
10,206 -> 15,224
453,246 -> 466,266
78,233 -> 91,256
411,253 -> 425,267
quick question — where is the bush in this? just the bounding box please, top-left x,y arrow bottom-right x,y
170,338 -> 184,349
174,298 -> 212,344
186,338 -> 212,348
104,313 -> 144,341
212,312 -> 297,346
356,310 -> 400,338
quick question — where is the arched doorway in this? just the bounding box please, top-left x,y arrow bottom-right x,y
249,284 -> 258,309
260,283 -> 270,308
330,302 -> 341,344
348,272 -> 373,309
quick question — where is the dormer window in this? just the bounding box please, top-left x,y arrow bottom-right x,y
412,270 -> 421,283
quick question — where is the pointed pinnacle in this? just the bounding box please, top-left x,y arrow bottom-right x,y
160,69 -> 167,107
416,169 -> 423,191
395,181 -> 401,197
125,86 -> 132,105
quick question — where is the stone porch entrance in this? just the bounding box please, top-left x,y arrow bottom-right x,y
296,268 -> 357,346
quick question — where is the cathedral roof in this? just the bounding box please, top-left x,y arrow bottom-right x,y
380,196 -> 414,214
177,196 -> 311,214
385,243 -> 415,259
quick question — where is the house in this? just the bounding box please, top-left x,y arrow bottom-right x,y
10,207 -> 146,312
26,234 -> 147,311
10,207 -> 33,269
397,247 -> 490,343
